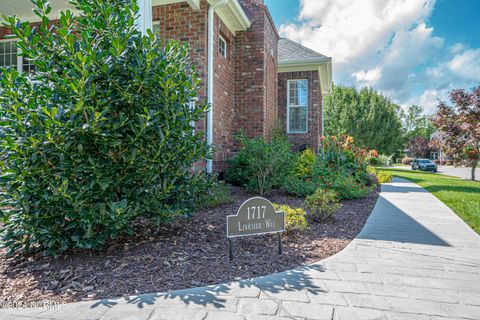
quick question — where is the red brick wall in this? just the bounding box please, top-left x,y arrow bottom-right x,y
153,1 -> 208,105
233,0 -> 279,144
0,27 -> 11,38
212,14 -> 235,171
278,71 -> 323,152
263,7 -> 279,141
153,1 -> 211,171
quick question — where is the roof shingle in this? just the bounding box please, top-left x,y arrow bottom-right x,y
278,38 -> 330,64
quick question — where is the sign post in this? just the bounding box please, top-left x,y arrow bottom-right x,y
227,197 -> 285,261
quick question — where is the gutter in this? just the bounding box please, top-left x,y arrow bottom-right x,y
207,0 -> 228,174
278,57 -> 332,67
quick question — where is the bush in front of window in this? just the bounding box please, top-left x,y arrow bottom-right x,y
0,0 -> 210,255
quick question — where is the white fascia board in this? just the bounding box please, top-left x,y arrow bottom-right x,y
279,58 -> 333,95
186,0 -> 201,9
207,0 -> 250,34
229,0 -> 251,30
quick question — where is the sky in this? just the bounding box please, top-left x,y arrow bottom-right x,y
265,0 -> 480,114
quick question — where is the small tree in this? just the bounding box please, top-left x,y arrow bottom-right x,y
0,0 -> 209,254
400,105 -> 436,141
433,86 -> 480,180
407,136 -> 430,158
324,85 -> 404,155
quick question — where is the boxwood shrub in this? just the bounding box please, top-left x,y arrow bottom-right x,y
0,0 -> 210,255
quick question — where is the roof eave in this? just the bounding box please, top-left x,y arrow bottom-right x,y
208,0 -> 251,34
230,0 -> 251,30
278,58 -> 333,95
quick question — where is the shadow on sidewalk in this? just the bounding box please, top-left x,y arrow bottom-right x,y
89,264 -> 327,310
357,196 -> 450,247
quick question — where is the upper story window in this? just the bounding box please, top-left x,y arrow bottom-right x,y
287,79 -> 308,133
219,35 -> 227,58
0,40 -> 35,74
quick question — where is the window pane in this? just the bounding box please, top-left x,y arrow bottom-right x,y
287,79 -> 308,133
23,58 -> 35,74
0,41 -> 18,68
289,106 -> 307,132
297,80 -> 308,105
289,80 -> 308,106
219,37 -> 226,58
289,81 -> 297,105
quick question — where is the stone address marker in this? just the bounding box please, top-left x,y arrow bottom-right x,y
226,197 -> 285,260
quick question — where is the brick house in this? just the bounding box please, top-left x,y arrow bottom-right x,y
0,0 -> 332,173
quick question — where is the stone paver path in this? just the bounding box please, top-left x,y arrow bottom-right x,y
3,178 -> 480,320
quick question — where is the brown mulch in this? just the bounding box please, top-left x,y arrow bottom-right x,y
0,186 -> 379,303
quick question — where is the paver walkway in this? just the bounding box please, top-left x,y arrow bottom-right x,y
3,178 -> 480,320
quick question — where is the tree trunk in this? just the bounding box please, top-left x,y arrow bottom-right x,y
472,160 -> 478,181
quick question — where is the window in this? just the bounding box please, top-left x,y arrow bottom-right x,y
22,58 -> 35,74
0,40 -> 35,73
0,40 -> 18,69
287,79 -> 308,133
219,35 -> 227,58
152,22 -> 160,34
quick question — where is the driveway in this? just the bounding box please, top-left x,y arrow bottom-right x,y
437,165 -> 479,181
2,178 -> 480,320
395,164 -> 479,181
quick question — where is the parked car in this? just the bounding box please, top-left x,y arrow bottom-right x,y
411,159 -> 438,172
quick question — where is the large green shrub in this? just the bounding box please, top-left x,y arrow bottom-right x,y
226,133 -> 294,196
0,0 -> 209,254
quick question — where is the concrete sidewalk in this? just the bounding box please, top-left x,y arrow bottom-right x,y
3,178 -> 480,320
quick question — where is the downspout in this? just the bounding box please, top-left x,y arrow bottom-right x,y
207,0 -> 228,174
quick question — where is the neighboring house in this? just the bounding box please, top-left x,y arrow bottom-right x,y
429,130 -> 450,161
0,0 -> 333,173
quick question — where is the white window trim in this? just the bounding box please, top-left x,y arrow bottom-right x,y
219,35 -> 227,59
287,79 -> 308,134
0,38 -> 31,73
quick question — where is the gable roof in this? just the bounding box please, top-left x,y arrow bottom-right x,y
278,38 -> 333,95
278,38 -> 330,64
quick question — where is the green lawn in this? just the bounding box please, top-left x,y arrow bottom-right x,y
377,168 -> 480,234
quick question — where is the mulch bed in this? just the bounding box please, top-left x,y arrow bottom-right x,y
0,186 -> 379,303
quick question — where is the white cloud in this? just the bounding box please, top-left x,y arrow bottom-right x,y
278,0 -> 480,114
418,89 -> 442,114
448,49 -> 480,81
353,67 -> 381,83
